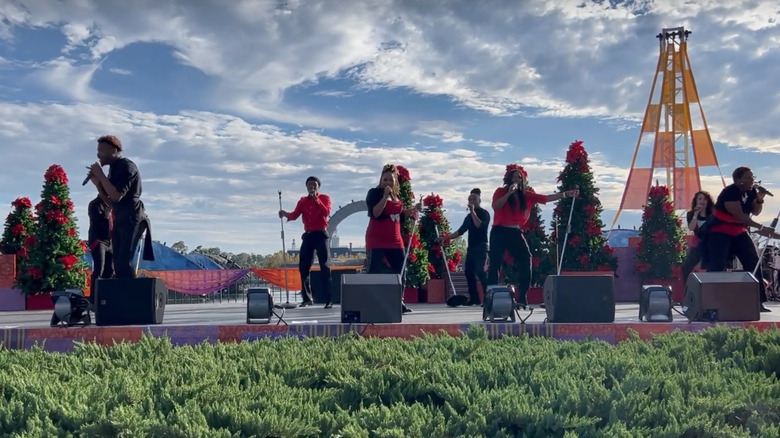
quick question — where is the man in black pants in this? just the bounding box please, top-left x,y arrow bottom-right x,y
706,167 -> 774,312
89,135 -> 145,278
279,176 -> 333,308
438,188 -> 490,306
87,195 -> 113,301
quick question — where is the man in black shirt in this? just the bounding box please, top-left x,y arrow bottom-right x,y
706,167 -> 774,311
438,188 -> 490,306
87,195 -> 113,300
89,135 -> 145,278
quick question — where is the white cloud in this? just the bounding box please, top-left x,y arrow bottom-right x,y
108,67 -> 131,75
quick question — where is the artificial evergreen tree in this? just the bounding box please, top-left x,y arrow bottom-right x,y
396,165 -> 431,288
551,140 -> 618,272
1,197 -> 35,259
16,165 -> 89,295
635,184 -> 685,279
419,193 -> 461,278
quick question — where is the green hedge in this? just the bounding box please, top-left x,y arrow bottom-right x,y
0,326 -> 779,437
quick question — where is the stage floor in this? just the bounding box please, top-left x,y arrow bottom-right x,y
1,302 -> 779,352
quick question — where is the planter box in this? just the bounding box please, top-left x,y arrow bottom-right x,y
527,287 -> 543,305
0,288 -> 26,311
403,287 -> 420,303
26,293 -> 54,311
422,278 -> 446,303
0,254 -> 16,289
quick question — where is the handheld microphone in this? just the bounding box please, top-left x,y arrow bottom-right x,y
82,173 -> 91,186
754,183 -> 774,197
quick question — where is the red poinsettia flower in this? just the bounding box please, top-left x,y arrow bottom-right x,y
67,228 -> 77,237
396,165 -> 411,183
652,230 -> 668,245
428,210 -> 442,224
602,245 -> 615,255
447,259 -> 457,272
50,195 -> 62,206
432,245 -> 443,259
44,164 -> 69,185
577,254 -> 590,266
11,223 -> 25,236
16,247 -> 28,258
28,266 -> 43,279
60,254 -> 79,270
531,256 -> 541,268
661,202 -> 674,215
66,199 -> 74,212
584,204 -> 597,218
648,185 -> 670,200
409,252 -> 418,263
586,220 -> 601,237
565,140 -> 588,164
11,197 -> 32,209
642,206 -> 655,221
427,264 -> 436,274
423,194 -> 443,208
79,240 -> 88,253
24,234 -> 36,248
568,235 -> 582,247
453,252 -> 461,264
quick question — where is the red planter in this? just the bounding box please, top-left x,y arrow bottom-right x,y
403,287 -> 420,303
422,279 -> 446,303
527,287 -> 544,305
26,293 -> 54,311
642,278 -> 685,304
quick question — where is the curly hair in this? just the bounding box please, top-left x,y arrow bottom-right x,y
689,191 -> 714,216
379,164 -> 401,198
502,168 -> 527,211
97,135 -> 123,151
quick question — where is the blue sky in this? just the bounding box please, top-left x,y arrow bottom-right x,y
0,0 -> 779,255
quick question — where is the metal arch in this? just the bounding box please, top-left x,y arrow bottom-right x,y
327,200 -> 368,237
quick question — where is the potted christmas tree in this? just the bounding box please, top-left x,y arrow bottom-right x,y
550,140 -> 618,274
635,184 -> 686,302
419,193 -> 461,303
16,165 -> 89,310
396,165 -> 430,302
0,197 -> 35,310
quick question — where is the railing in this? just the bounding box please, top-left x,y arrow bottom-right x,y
165,272 -> 300,305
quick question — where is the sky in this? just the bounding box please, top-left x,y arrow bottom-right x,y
0,0 -> 779,256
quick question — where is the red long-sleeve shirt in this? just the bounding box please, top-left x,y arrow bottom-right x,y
492,187 -> 547,227
287,194 -> 331,231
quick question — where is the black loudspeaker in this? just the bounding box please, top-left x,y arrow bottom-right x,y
246,287 -> 273,324
482,285 -> 515,322
310,269 -> 360,304
683,272 -> 760,322
543,274 -> 615,322
341,274 -> 402,323
95,277 -> 167,326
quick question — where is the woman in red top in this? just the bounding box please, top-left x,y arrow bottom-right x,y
365,164 -> 421,313
488,164 -> 578,307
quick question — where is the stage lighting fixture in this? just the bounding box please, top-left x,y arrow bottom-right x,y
50,289 -> 92,327
247,287 -> 273,324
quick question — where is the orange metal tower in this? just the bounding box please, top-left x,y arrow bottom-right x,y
611,27 -> 725,229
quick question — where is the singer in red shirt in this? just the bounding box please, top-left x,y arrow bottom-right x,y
705,167 -> 774,311
279,176 -> 333,308
488,164 -> 578,307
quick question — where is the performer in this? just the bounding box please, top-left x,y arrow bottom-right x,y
87,194 -> 113,301
705,167 -> 774,312
437,188 -> 490,306
278,176 -> 333,308
680,191 -> 714,285
88,135 -> 145,278
487,164 -> 578,308
365,164 -> 421,314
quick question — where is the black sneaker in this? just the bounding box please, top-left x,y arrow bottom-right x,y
402,305 -> 413,313
298,301 -> 313,308
324,302 -> 333,309
761,305 -> 771,313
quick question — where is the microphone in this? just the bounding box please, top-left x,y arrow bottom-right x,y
754,183 -> 774,197
82,173 -> 91,186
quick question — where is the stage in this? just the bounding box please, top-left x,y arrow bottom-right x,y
1,301 -> 779,352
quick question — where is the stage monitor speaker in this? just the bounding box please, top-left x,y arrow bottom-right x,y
246,287 -> 273,324
543,274 -> 615,323
639,285 -> 673,322
50,289 -> 92,327
95,277 -> 167,326
683,272 -> 760,322
341,274 -> 402,324
482,285 -> 515,322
